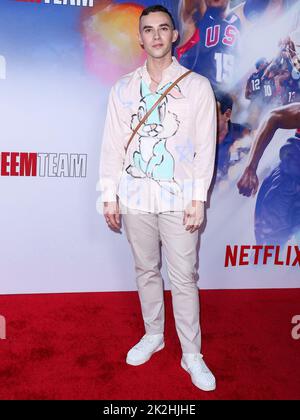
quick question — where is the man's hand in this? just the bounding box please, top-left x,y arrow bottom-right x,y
103,201 -> 121,231
237,166 -> 259,197
183,200 -> 205,233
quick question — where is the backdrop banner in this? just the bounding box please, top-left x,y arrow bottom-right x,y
1,0 -> 300,293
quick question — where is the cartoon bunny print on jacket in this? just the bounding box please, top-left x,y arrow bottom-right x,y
125,79 -> 184,196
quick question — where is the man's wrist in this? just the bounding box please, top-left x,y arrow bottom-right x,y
246,163 -> 258,172
101,192 -> 117,203
104,201 -> 117,206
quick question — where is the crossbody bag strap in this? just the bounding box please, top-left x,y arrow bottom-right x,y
124,69 -> 193,152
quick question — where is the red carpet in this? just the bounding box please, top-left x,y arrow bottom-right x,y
0,289 -> 299,400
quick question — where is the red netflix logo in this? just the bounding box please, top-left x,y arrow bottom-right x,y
224,245 -> 300,267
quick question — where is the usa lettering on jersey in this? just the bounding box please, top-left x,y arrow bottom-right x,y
205,24 -> 239,48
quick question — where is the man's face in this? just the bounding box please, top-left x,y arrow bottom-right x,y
205,0 -> 229,10
138,12 -> 178,59
217,101 -> 231,140
258,61 -> 268,72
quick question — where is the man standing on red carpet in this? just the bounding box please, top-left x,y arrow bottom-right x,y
98,4 -> 217,392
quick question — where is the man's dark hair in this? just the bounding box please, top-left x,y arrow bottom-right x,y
215,91 -> 233,114
139,4 -> 176,30
255,57 -> 268,70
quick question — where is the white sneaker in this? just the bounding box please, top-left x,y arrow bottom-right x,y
126,333 -> 165,366
181,353 -> 216,391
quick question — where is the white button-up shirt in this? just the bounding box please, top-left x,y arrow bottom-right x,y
98,56 -> 216,213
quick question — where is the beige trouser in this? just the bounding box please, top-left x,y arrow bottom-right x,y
120,203 -> 201,354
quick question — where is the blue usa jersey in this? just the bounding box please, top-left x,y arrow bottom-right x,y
247,70 -> 265,100
261,77 -> 277,104
281,78 -> 300,104
176,9 -> 240,90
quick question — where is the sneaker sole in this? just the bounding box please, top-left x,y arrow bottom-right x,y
181,360 -> 216,392
126,342 -> 165,366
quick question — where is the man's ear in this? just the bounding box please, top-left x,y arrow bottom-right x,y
225,109 -> 232,121
138,32 -> 144,48
172,29 -> 179,43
